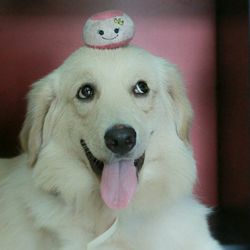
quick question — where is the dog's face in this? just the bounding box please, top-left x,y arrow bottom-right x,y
20,47 -> 195,211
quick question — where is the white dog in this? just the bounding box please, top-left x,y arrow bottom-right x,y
0,46 -> 221,250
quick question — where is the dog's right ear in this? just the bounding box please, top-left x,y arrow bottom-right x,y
160,61 -> 193,144
20,73 -> 57,167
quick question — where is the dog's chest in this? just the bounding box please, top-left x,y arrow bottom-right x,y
38,206 -> 118,249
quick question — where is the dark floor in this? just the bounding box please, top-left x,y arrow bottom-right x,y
209,207 -> 250,250
223,246 -> 250,250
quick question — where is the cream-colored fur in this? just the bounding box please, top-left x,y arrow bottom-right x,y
0,46 -> 221,250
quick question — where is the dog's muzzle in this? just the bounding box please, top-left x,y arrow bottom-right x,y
80,124 -> 145,209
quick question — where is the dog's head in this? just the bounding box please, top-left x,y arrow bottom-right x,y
20,46 -> 195,211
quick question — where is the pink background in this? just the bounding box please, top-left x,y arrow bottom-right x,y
0,0 -> 217,206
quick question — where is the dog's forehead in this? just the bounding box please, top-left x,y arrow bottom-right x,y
63,46 -> 159,76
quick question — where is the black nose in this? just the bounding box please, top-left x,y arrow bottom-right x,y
104,124 -> 136,155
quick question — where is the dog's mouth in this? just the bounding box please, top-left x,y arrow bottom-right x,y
80,139 -> 144,178
80,139 -> 145,209
80,139 -> 104,177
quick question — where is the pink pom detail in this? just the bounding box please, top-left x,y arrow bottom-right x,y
91,10 -> 124,20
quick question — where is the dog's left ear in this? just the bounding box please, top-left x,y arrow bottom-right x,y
20,73 -> 57,167
161,62 -> 193,144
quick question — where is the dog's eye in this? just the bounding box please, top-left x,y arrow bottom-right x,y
133,81 -> 150,96
76,84 -> 95,101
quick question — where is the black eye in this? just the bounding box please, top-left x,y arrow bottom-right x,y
133,81 -> 150,96
114,28 -> 120,34
76,84 -> 95,101
98,30 -> 104,36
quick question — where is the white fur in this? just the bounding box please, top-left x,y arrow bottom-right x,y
0,46 -> 221,249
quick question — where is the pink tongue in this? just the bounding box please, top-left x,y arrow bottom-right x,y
100,160 -> 137,210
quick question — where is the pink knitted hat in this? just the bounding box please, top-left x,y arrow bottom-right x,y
83,10 -> 135,49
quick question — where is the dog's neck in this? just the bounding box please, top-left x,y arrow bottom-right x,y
83,196 -> 118,237
62,189 -> 118,237
27,185 -> 117,244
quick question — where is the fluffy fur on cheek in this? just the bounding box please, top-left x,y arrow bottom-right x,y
32,141 -> 98,212
130,135 -> 196,213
